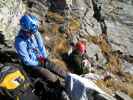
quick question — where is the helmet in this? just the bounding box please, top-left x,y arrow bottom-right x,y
75,41 -> 86,54
20,15 -> 39,33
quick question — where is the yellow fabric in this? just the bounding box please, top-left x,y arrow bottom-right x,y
16,96 -> 20,100
0,71 -> 25,90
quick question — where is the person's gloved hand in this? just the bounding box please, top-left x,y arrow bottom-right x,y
82,59 -> 91,68
37,55 -> 46,66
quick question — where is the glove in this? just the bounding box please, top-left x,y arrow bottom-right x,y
37,55 -> 46,66
82,59 -> 91,68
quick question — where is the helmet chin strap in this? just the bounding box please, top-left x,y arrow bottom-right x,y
23,31 -> 33,37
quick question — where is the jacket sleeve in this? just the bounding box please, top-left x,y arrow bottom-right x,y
35,32 -> 48,58
15,37 -> 39,67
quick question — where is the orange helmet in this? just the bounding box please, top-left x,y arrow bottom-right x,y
75,41 -> 86,54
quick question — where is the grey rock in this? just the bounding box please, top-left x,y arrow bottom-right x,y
107,20 -> 133,56
86,43 -> 107,66
104,0 -> 133,56
70,0 -> 102,36
0,45 -> 5,49
122,60 -> 133,75
115,91 -> 133,100
86,43 -> 101,57
0,0 -> 26,41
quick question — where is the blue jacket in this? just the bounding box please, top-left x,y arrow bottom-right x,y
15,30 -> 48,67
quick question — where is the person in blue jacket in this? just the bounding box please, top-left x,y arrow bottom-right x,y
15,15 -> 67,83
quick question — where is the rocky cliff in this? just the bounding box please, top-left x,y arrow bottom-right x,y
0,0 -> 26,41
0,0 -> 133,99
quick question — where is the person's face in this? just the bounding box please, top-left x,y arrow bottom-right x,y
25,31 -> 33,37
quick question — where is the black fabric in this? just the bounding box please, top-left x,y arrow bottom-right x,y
69,50 -> 83,75
18,88 -> 39,100
33,77 -> 69,100
44,59 -> 67,78
0,95 -> 13,100
1,86 -> 39,100
0,65 -> 39,100
23,64 -> 58,83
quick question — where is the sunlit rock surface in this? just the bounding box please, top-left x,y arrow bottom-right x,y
0,0 -> 26,41
0,0 -> 133,99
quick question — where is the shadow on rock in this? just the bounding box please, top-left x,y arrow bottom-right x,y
0,50 -> 19,63
0,31 -> 6,45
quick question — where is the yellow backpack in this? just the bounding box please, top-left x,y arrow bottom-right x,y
0,65 -> 31,100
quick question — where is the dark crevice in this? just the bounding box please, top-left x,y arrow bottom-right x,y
27,1 -> 34,8
123,55 -> 133,64
92,0 -> 107,35
0,31 -> 5,45
0,50 -> 19,64
112,50 -> 133,64
0,31 -> 9,47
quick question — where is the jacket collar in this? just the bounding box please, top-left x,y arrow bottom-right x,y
19,30 -> 33,40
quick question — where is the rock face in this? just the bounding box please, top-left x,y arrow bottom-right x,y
122,60 -> 133,75
86,43 -> 107,66
0,0 -> 133,99
0,0 -> 132,74
68,0 -> 133,74
23,0 -> 48,17
103,0 -> 133,56
70,0 -> 133,56
1,0 -> 132,58
0,0 -> 26,41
